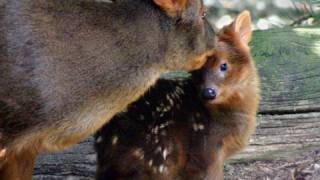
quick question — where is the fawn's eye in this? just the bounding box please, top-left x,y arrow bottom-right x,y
220,63 -> 228,72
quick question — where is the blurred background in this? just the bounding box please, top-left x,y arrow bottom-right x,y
204,0 -> 320,29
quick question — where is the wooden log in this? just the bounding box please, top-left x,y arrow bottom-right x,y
233,112 -> 320,161
253,27 -> 320,113
34,27 -> 320,178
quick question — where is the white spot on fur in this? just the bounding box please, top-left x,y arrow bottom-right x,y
133,148 -> 144,160
159,124 -> 166,129
162,149 -> 168,160
148,160 -> 153,167
96,136 -> 103,143
159,165 -> 165,173
160,130 -> 167,136
176,87 -> 184,94
112,136 -> 119,146
193,123 -> 199,131
152,126 -> 159,134
198,124 -> 205,130
166,95 -> 174,106
193,123 -> 205,131
155,146 -> 162,153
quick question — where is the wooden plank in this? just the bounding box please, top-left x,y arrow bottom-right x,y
34,27 -> 320,178
233,112 -> 320,161
34,138 -> 96,180
34,112 -> 320,179
252,27 -> 320,113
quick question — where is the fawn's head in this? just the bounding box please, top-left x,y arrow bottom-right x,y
200,11 -> 258,108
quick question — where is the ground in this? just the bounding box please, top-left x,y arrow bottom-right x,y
225,149 -> 320,180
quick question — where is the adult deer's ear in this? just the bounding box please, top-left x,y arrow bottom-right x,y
153,0 -> 188,17
233,11 -> 252,45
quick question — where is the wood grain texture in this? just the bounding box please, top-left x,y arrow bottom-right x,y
233,112 -> 320,161
252,27 -> 320,113
34,27 -> 320,179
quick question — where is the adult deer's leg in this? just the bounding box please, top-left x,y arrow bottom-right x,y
0,149 -> 36,180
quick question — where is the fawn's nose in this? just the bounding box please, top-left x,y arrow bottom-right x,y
201,88 -> 217,100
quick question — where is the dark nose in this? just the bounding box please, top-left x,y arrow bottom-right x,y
201,88 -> 217,100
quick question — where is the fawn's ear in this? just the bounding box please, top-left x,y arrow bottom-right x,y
233,11 -> 252,45
153,0 -> 188,17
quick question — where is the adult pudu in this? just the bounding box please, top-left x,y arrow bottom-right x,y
0,0 -> 216,179
94,11 -> 259,180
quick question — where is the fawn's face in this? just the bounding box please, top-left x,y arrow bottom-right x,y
200,11 -> 254,106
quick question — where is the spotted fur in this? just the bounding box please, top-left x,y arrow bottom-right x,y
95,78 -> 213,179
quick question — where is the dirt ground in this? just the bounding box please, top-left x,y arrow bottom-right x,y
224,149 -> 320,180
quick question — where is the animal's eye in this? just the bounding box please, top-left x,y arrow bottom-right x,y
220,63 -> 228,72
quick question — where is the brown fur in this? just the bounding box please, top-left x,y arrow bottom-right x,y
94,11 -> 259,179
0,0 -> 216,179
0,149 -> 36,180
153,0 -> 188,17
